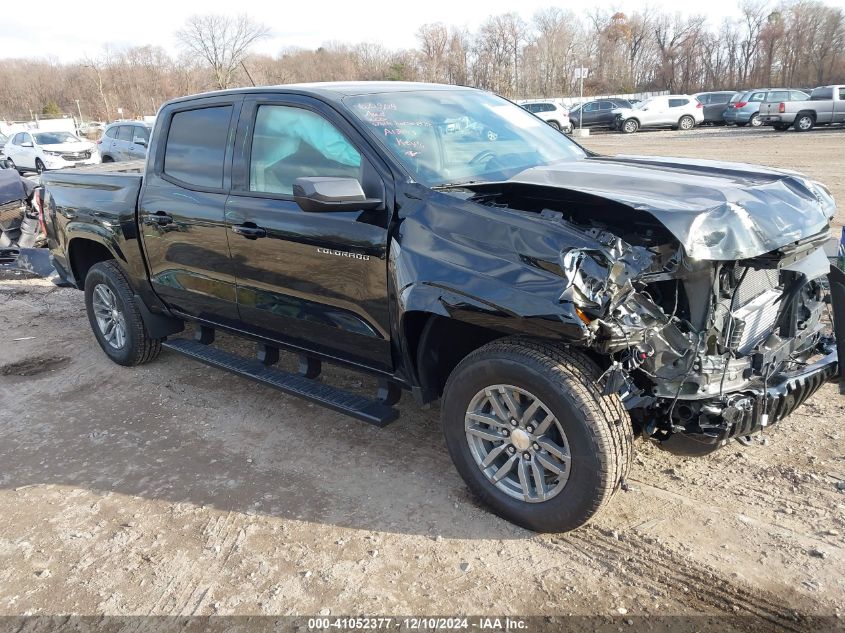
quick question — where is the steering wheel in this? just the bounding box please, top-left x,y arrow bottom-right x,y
469,150 -> 496,166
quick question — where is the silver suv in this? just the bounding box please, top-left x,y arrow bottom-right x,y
98,122 -> 151,162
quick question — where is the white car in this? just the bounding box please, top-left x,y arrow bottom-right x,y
2,130 -> 100,174
612,95 -> 704,133
519,99 -> 573,133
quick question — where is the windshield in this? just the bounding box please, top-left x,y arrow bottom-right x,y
33,132 -> 79,145
343,90 -> 585,187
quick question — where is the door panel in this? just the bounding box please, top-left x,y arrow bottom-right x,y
227,97 -> 393,370
139,99 -> 241,323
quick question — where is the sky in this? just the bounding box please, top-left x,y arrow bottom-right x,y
2,0 -> 841,63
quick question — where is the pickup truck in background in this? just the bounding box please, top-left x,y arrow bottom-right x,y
38,82 -> 845,533
760,85 -> 845,131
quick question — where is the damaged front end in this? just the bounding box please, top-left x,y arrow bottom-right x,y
557,221 -> 842,456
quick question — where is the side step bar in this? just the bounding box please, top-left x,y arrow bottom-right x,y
162,338 -> 400,427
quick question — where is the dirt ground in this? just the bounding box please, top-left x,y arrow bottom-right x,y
1,127 -> 844,630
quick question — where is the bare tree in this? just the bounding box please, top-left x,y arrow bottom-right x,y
176,14 -> 270,90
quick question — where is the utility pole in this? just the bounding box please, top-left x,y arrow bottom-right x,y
75,99 -> 83,126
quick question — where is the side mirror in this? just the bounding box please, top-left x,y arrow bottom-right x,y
134,139 -> 147,147
293,177 -> 382,213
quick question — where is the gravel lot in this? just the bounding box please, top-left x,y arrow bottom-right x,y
0,126 -> 843,630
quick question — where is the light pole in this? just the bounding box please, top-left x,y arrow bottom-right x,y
75,99 -> 83,125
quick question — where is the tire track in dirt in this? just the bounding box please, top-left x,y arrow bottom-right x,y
538,525 -> 811,632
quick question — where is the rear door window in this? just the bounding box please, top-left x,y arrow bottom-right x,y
790,91 -> 809,100
750,92 -> 766,102
164,105 -> 233,189
117,126 -> 132,142
668,98 -> 689,108
599,102 -> 613,111
810,87 -> 833,100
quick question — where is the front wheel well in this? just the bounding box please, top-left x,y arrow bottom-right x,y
68,238 -> 114,286
405,314 -> 505,403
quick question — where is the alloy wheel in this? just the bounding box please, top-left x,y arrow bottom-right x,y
464,384 -> 571,503
92,283 -> 127,349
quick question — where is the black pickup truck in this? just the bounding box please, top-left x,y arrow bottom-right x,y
40,82 -> 844,532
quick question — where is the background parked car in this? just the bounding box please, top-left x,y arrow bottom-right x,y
518,99 -> 572,132
693,91 -> 739,124
723,88 -> 809,127
3,130 -> 100,174
760,85 -> 845,131
0,132 -> 8,163
613,95 -> 703,133
569,98 -> 632,129
98,122 -> 151,162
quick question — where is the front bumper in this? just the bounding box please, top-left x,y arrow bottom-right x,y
42,154 -> 101,171
657,265 -> 844,454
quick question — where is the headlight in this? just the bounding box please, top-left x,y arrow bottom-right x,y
43,151 -> 62,157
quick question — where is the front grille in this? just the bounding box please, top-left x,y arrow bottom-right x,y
59,151 -> 91,161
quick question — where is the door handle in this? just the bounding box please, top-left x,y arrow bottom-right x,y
232,223 -> 267,239
142,212 -> 173,226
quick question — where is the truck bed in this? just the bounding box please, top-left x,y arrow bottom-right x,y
40,161 -> 146,288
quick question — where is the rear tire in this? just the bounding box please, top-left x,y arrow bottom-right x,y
621,118 -> 639,134
84,260 -> 162,366
547,120 -> 561,131
102,155 -> 114,163
441,338 -> 633,533
749,113 -> 762,127
794,114 -> 815,132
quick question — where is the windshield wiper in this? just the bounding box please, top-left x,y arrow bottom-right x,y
432,180 -> 492,190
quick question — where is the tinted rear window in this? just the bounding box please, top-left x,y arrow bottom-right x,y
810,87 -> 833,100
668,98 -> 689,107
164,106 -> 232,189
117,126 -> 132,141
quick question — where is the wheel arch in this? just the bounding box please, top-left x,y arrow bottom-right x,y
67,236 -> 121,287
402,312 -> 508,404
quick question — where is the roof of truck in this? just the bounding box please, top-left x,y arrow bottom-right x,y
164,82 -> 476,107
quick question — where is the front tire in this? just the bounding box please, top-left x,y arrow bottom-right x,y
621,118 -> 639,134
35,158 -> 45,174
441,338 -> 633,533
84,260 -> 162,366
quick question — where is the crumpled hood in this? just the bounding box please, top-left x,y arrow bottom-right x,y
508,155 -> 835,260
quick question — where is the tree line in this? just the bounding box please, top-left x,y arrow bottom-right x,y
0,1 -> 842,123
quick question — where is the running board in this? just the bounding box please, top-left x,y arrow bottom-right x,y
162,338 -> 400,427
